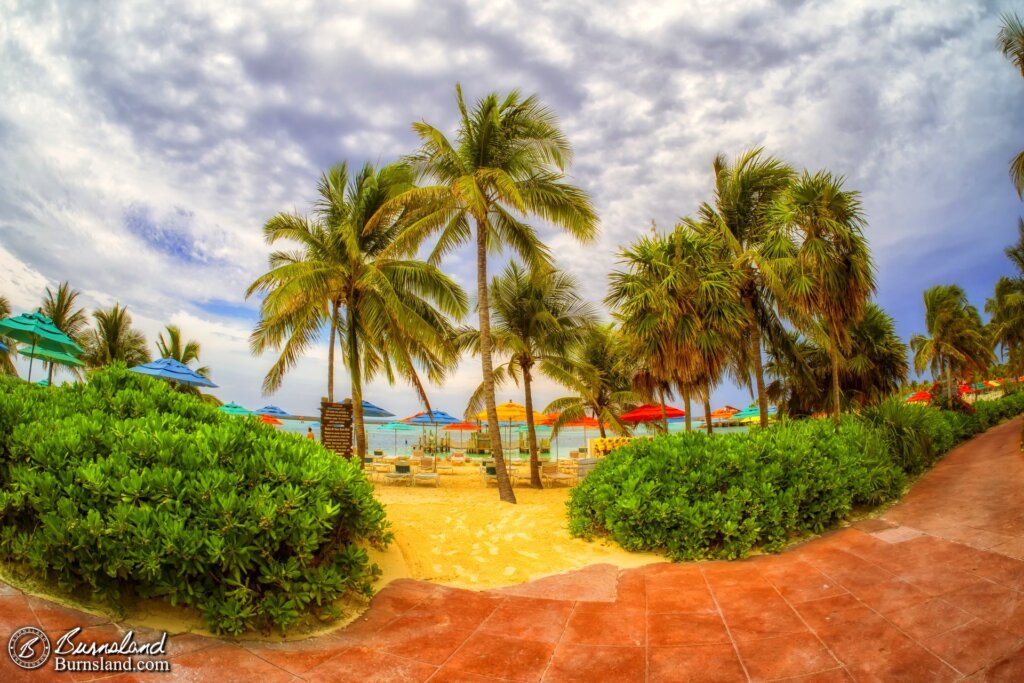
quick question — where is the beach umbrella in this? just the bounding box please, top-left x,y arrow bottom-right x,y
255,405 -> 292,418
0,311 -> 83,383
259,414 -> 283,426
562,415 -> 603,449
403,410 -> 461,453
443,421 -> 479,448
19,346 -> 85,368
620,403 -> 686,423
379,421 -> 415,455
130,357 -> 218,388
362,400 -> 395,418
905,390 -> 932,404
475,401 -> 547,450
219,402 -> 254,416
709,406 -> 741,420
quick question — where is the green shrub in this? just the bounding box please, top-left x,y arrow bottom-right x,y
0,366 -> 390,635
861,398 -> 948,474
975,390 -> 1024,430
567,418 -> 903,561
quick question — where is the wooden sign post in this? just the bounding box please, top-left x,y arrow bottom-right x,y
320,398 -> 354,459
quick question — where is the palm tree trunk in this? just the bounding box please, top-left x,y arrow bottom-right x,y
945,362 -> 954,404
597,407 -> 606,439
523,362 -> 542,489
744,297 -> 769,429
830,330 -> 842,430
703,385 -> 713,435
346,302 -> 366,462
47,362 -> 54,386
684,389 -> 692,432
658,387 -> 668,432
476,219 -> 516,504
327,300 -> 339,403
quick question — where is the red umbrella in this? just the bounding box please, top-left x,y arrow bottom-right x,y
905,390 -> 932,404
620,403 -> 685,422
259,414 -> 283,425
442,421 -> 479,449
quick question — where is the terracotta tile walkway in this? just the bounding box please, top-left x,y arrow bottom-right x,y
3,419 -> 1024,681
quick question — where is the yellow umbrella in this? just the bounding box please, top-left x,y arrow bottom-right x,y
475,401 -> 546,452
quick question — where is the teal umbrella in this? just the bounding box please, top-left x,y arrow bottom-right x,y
379,421 -> 415,455
19,346 -> 85,368
219,402 -> 254,416
0,311 -> 83,382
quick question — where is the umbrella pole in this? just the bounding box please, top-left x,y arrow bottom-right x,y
27,337 -> 36,383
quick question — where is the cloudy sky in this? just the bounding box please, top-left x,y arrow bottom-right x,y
1,0 -> 1022,418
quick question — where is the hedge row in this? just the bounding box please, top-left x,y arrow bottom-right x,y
568,392 -> 1024,561
0,366 -> 391,635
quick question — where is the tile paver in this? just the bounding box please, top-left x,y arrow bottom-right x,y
3,417 -> 1024,681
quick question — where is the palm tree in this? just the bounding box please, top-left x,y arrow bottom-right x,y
248,161 -> 468,460
81,304 -> 152,368
607,224 -> 745,435
766,303 -> 908,415
0,295 -> 16,376
773,171 -> 876,427
390,85 -> 599,503
544,324 -> 637,439
910,285 -> 993,401
464,262 -> 597,488
998,12 -> 1024,197
40,282 -> 88,384
987,219 -> 1024,375
691,148 -> 796,427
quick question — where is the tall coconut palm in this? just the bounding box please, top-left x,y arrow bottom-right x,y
910,285 -> 993,401
998,12 -> 1024,197
40,282 -> 88,384
389,85 -> 599,503
544,324 -> 637,439
607,225 -> 745,435
81,304 -> 152,368
0,295 -> 15,376
766,303 -> 908,415
248,161 -> 468,460
987,219 -> 1024,375
464,262 -> 597,488
773,171 -> 875,427
691,148 -> 796,427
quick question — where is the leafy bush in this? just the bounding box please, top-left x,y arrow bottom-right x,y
569,389 -> 1024,562
567,418 -> 903,561
861,398 -> 951,474
0,366 -> 390,635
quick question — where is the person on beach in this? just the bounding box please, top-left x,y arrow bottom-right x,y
307,427 -> 315,440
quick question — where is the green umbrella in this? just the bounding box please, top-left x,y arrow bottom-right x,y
0,311 -> 83,382
379,421 -> 415,456
19,346 -> 85,367
219,402 -> 255,416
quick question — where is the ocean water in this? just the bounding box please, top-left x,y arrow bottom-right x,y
276,418 -> 746,459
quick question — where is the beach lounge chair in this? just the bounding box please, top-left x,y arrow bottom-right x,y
480,463 -> 498,486
384,460 -> 413,486
541,462 -> 573,487
413,457 -> 440,487
373,449 -> 384,457
450,452 -> 466,466
435,456 -> 454,475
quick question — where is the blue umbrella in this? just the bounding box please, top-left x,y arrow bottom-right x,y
130,358 -> 218,388
362,400 -> 394,418
255,405 -> 292,418
402,410 -> 461,454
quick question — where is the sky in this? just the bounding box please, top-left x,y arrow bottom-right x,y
1,0 -> 1022,418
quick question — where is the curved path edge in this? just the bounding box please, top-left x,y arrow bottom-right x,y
3,419 -> 1024,681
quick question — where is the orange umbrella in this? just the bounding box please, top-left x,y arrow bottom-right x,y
905,390 -> 932,404
259,414 -> 283,426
